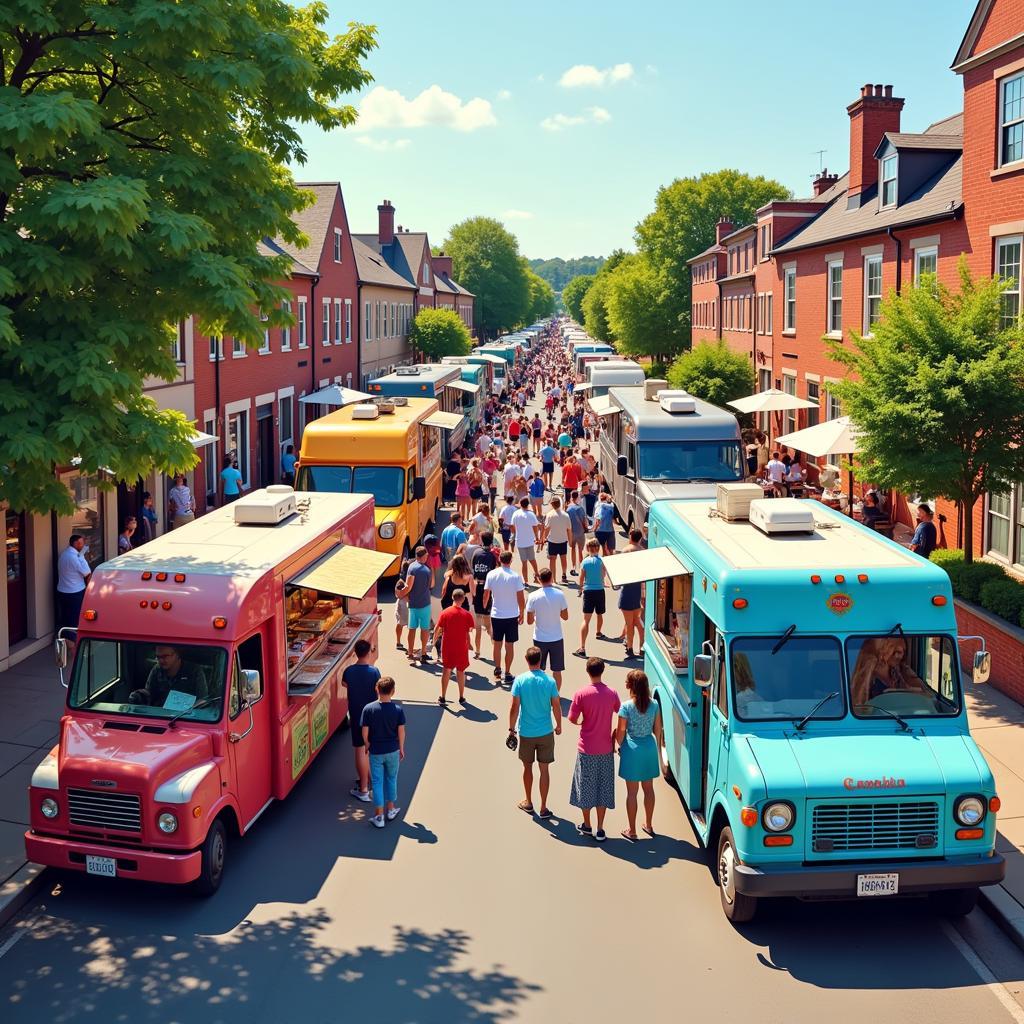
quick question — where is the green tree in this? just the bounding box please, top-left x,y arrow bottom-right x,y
444,217 -> 530,338
605,254 -> 682,360
562,274 -> 593,322
580,249 -> 628,342
0,2 -> 376,515
666,341 -> 754,407
523,268 -> 555,323
636,169 -> 790,348
527,255 -> 604,292
828,261 -> 1024,562
409,307 -> 472,359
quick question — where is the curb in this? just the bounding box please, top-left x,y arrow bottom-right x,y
980,883 -> 1024,954
0,862 -> 47,932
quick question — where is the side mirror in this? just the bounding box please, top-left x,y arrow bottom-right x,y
54,637 -> 68,670
413,476 -> 427,501
972,650 -> 991,685
241,669 -> 261,701
617,455 -> 628,476
693,654 -> 714,688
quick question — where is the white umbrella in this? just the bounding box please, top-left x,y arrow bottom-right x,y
727,388 -> 818,414
774,416 -> 860,457
298,385 -> 371,407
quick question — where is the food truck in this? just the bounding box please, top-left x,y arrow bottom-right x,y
297,396 -> 445,574
583,360 -> 646,397
603,492 -> 1004,923
26,488 -> 394,894
442,354 -> 494,398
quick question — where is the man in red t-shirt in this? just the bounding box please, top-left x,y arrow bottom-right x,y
435,588 -> 476,705
561,455 -> 583,498
508,417 -> 521,444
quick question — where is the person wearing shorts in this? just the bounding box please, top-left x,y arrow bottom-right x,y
575,539 -> 608,657
539,441 -> 558,491
398,547 -> 434,663
566,491 -> 588,577
498,496 -> 517,551
469,533 -> 499,654
484,551 -> 526,683
592,492 -> 617,555
511,497 -> 541,586
509,646 -> 562,817
526,568 -> 569,689
542,496 -> 572,584
341,639 -> 380,803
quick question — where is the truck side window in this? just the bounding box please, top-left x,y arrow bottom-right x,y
407,466 -> 415,504
715,638 -> 729,716
626,441 -> 637,478
231,633 -> 264,719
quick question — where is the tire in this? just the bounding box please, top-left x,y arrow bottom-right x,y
930,886 -> 979,918
193,818 -> 227,897
716,826 -> 758,923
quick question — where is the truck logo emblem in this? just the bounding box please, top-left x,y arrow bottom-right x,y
843,776 -> 905,790
826,592 -> 853,615
91,779 -> 117,788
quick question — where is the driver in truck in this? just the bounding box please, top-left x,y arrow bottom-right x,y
850,637 -> 927,707
129,645 -> 211,707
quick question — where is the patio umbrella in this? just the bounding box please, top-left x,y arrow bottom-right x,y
298,385 -> 371,408
774,416 -> 861,514
727,388 -> 819,414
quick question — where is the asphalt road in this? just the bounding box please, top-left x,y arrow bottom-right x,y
4,395 -> 1024,1022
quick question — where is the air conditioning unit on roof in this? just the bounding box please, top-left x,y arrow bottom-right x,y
395,366 -> 420,376
390,395 -> 409,406
716,483 -> 764,521
233,487 -> 297,525
659,391 -> 696,414
352,403 -> 379,420
748,498 -> 815,535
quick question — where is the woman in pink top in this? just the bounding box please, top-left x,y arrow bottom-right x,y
568,657 -> 620,841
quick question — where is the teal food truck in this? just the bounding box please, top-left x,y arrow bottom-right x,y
606,493 -> 1004,923
367,364 -> 468,458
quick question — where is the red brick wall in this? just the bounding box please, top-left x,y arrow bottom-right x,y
720,280 -> 754,361
689,253 -> 721,346
955,598 -> 1024,705
973,0 -> 1024,53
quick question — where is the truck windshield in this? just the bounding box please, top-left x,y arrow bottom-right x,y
639,441 -> 743,482
847,634 -> 961,718
69,640 -> 227,722
296,465 -> 405,507
731,636 -> 845,721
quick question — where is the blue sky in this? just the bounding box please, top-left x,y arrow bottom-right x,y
294,0 -> 973,261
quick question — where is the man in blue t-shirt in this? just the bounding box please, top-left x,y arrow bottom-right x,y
440,514 -> 467,562
508,646 -> 562,817
360,676 -> 406,828
341,638 -> 379,803
220,456 -> 245,505
396,546 -> 434,663
909,503 -> 938,560
592,492 -> 616,555
575,538 -> 609,657
539,442 -> 558,491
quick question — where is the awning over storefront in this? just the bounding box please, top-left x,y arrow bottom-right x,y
572,382 -> 594,392
290,544 -> 395,600
603,547 -> 690,588
190,431 -> 219,450
422,411 -> 464,430
587,394 -> 618,416
445,379 -> 481,395
470,353 -> 506,365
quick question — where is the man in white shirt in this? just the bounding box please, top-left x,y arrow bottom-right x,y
542,495 -> 573,583
56,534 -> 92,627
484,551 -> 527,683
503,456 -> 522,500
511,497 -> 541,585
525,568 -> 569,689
765,451 -> 787,496
475,432 -> 491,457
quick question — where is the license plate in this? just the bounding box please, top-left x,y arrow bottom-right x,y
85,855 -> 117,878
856,872 -> 898,897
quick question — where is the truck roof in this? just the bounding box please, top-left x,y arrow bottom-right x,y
607,387 -> 741,440
300,396 -> 438,459
369,363 -> 461,389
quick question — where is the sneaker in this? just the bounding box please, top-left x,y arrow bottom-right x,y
504,672 -> 514,683
594,829 -> 607,842
569,569 -> 578,576
561,576 -> 569,584
596,632 -> 610,641
493,666 -> 502,680
349,787 -> 372,802
577,822 -> 593,836
370,814 -> 385,829
386,807 -> 401,822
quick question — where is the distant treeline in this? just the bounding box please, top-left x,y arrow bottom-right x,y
527,256 -> 605,293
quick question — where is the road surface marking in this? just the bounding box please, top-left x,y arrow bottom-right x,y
942,919 -> 1024,1023
0,925 -> 27,961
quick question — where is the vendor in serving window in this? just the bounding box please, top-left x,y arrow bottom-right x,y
850,637 -> 926,707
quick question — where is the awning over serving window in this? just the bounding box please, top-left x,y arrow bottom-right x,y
422,411 -> 464,430
445,379 -> 481,395
587,394 -> 618,416
603,547 -> 689,587
290,545 -> 395,600
572,382 -> 594,392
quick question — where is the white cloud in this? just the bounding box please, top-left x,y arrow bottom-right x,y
540,106 -> 612,131
356,84 -> 497,133
355,137 -> 411,151
497,89 -> 512,101
558,62 -> 634,88
502,209 -> 534,220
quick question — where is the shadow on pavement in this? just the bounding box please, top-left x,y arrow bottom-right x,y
538,815 -> 704,869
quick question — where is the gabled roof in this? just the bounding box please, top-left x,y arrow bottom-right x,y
351,236 -> 415,290
395,232 -> 433,287
878,132 -> 962,155
719,222 -> 756,245
353,232 -> 416,289
257,236 -> 318,277
925,112 -> 963,136
687,242 -> 725,265
953,0 -> 993,68
952,0 -> 1024,72
436,272 -> 474,297
282,182 -> 340,269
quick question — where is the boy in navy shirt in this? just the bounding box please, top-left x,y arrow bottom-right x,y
360,677 -> 406,828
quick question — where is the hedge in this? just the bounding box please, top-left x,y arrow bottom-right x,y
931,548 -> 1024,629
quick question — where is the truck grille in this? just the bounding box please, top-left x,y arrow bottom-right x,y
811,801 -> 940,853
67,787 -> 142,833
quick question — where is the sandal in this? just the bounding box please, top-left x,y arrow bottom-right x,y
517,801 -> 535,814
642,825 -> 656,838
620,830 -> 637,843
572,648 -> 586,658
538,808 -> 553,820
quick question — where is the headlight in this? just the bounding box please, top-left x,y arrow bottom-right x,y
157,812 -> 178,834
762,801 -> 795,833
40,798 -> 59,819
379,522 -> 396,540
954,796 -> 985,827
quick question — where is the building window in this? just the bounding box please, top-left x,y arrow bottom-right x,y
208,335 -> 224,361
863,255 -> 883,333
232,336 -> 245,358
988,491 -> 1013,561
880,154 -> 898,208
203,416 -> 217,498
375,301 -> 381,339
782,374 -> 797,434
1000,73 -> 1024,167
172,321 -> 185,364
784,268 -> 796,331
383,301 -> 389,338
227,410 -> 250,487
827,260 -> 843,336
297,298 -> 307,348
322,299 -> 330,346
258,312 -> 270,354
422,262 -> 430,285
914,246 -> 938,289
333,298 -> 342,344
333,227 -> 343,263
391,302 -> 397,335
345,299 -> 352,343
757,368 -> 772,432
825,385 -> 842,421
281,300 -> 291,351
364,301 -> 372,341
279,395 -> 293,447
996,235 -> 1022,329
59,470 -> 105,568
806,379 -> 820,428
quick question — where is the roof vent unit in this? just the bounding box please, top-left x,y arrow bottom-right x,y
658,390 -> 696,414
644,379 -> 668,401
389,395 -> 409,407
376,401 -> 396,415
748,498 -> 816,535
716,482 -> 765,521
233,486 -> 297,525
396,366 -> 420,376
351,403 -> 379,420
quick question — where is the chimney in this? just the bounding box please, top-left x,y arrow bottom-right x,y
432,251 -> 453,278
396,224 -> 403,233
847,84 -> 904,208
715,217 -> 734,243
812,167 -> 840,197
378,200 -> 395,246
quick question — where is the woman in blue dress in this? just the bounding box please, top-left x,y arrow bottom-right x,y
615,670 -> 662,841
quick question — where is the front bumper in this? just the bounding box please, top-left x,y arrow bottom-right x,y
26,830 -> 202,885
734,852 -> 1006,899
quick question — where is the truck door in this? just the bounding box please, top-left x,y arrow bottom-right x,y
623,439 -> 638,528
706,633 -> 730,810
228,631 -> 273,831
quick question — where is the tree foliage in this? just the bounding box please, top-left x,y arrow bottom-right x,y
527,255 -> 604,292
523,267 -> 555,323
409,307 -> 472,359
562,275 -> 593,322
828,261 -> 1024,561
443,217 -> 530,338
581,249 -> 627,342
605,254 -> 681,358
636,169 -> 790,348
0,1 -> 376,514
666,341 -> 754,408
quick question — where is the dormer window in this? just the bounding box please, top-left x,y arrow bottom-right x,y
880,154 -> 898,208
1000,73 -> 1023,167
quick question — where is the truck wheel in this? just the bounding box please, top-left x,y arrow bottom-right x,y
930,887 -> 978,918
193,819 -> 227,897
717,826 -> 758,924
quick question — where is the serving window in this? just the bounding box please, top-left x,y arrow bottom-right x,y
654,574 -> 691,671
286,584 -> 369,691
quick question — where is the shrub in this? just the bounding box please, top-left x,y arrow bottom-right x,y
644,362 -> 669,380
931,548 -> 966,595
957,561 -> 1007,603
979,577 -> 1024,624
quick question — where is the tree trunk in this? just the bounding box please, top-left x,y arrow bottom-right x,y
963,492 -> 976,563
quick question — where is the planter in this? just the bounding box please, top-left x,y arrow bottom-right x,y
954,597 -> 1024,705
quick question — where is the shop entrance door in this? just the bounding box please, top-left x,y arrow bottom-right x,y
5,511 -> 27,645
256,405 -> 275,489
